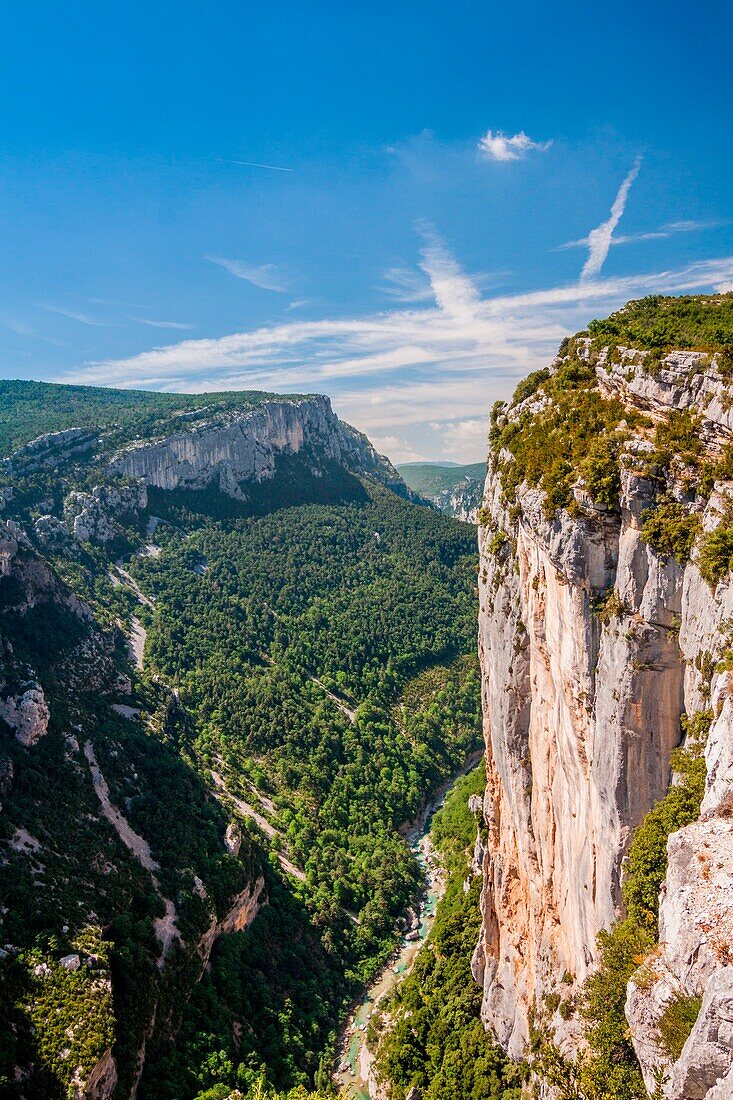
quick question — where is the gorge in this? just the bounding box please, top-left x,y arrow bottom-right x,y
1,294 -> 733,1100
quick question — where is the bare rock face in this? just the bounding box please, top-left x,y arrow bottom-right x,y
68,1043 -> 117,1100
109,396 -> 407,499
664,969 -> 733,1100
0,522 -> 18,576
4,427 -> 96,473
0,681 -> 50,745
196,876 -> 265,969
475,466 -> 683,1055
596,346 -> 733,449
34,513 -> 73,551
64,483 -> 148,544
475,340 -> 733,1093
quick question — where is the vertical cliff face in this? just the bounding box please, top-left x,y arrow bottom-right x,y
109,394 -> 411,499
474,304 -> 733,1095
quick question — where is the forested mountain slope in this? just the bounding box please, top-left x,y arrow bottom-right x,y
0,381 -> 480,1099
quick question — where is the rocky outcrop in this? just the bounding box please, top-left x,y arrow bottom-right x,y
72,1046 -> 118,1100
0,681 -> 50,745
475,337 -> 733,1094
4,427 -> 96,472
64,483 -> 148,544
434,479 -> 483,523
595,345 -> 733,449
196,876 -> 265,968
110,396 -> 410,500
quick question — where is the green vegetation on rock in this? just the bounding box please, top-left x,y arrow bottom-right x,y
0,379 -> 305,457
640,499 -> 702,564
492,355 -> 645,515
587,293 -> 733,355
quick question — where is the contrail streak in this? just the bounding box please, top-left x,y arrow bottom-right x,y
225,159 -> 294,173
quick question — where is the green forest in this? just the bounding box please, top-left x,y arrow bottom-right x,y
129,481 -> 482,1097
0,383 -> 483,1100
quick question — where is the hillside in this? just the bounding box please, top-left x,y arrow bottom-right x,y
0,382 -> 481,1099
397,462 -> 485,523
474,292 -> 733,1099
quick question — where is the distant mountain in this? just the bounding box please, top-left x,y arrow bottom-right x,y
397,461 -> 485,523
398,460 -> 462,468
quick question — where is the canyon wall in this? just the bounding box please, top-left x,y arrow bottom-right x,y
474,339 -> 733,1095
109,395 -> 409,499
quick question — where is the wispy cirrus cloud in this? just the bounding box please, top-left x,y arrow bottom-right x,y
206,255 -> 291,292
580,157 -> 642,281
39,303 -> 111,327
559,218 -> 721,252
379,266 -> 434,304
133,317 -> 194,330
478,129 -> 552,162
223,159 -> 294,173
59,223 -> 733,463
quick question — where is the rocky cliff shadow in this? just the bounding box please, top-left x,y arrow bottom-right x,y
147,455 -> 370,522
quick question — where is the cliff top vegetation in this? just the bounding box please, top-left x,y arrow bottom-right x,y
586,293 -> 733,354
0,379 -> 312,457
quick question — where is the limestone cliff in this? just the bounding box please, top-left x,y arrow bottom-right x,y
474,303 -> 733,1096
109,394 -> 410,500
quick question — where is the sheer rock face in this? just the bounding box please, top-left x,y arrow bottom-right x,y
109,395 -> 407,498
475,344 -> 733,1094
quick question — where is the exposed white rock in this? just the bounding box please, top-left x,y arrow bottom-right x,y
5,428 -> 96,472
475,461 -> 684,1054
59,953 -> 81,971
663,968 -> 733,1099
0,522 -> 18,575
596,349 -> 733,450
34,514 -> 72,550
475,340 -> 733,1093
0,682 -> 50,746
69,1045 -> 117,1100
224,822 -> 242,857
109,396 -> 407,499
64,483 -> 148,544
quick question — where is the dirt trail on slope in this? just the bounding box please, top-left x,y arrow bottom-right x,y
129,618 -> 147,670
259,621 -> 357,724
108,567 -> 152,669
85,741 -> 180,964
211,768 -> 306,883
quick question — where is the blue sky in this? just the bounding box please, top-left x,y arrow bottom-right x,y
1,1 -> 732,462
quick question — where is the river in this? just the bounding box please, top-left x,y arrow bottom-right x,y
333,752 -> 482,1098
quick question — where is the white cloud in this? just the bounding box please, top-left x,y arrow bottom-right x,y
433,418 -> 489,463
39,303 -> 111,327
206,255 -> 290,292
715,281 -> 733,293
133,318 -> 194,330
370,436 -> 428,464
60,237 -> 733,463
580,158 -> 642,281
380,266 -> 434,303
559,218 -> 720,252
224,159 -> 294,173
478,130 -> 552,162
